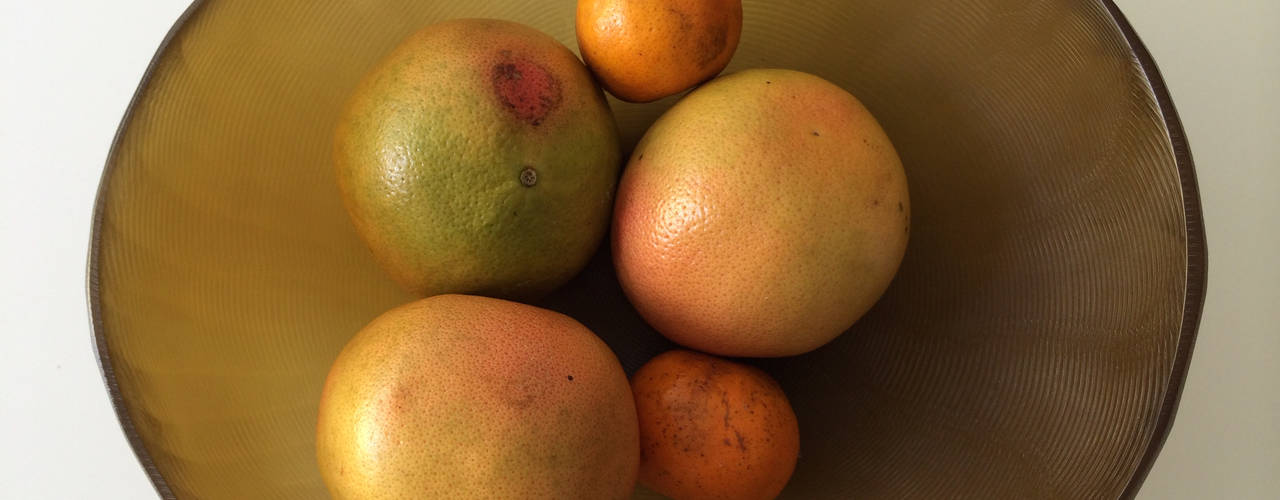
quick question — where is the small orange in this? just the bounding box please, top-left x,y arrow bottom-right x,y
576,0 -> 743,102
631,350 -> 800,500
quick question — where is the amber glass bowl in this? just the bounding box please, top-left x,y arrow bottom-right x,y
89,1 -> 1205,498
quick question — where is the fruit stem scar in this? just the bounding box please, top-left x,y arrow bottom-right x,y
520,167 -> 538,187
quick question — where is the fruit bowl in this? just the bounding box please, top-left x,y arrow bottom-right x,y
89,0 -> 1206,498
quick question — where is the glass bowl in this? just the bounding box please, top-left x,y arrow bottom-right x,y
89,0 -> 1206,497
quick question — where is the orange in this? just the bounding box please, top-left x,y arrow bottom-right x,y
632,350 -> 799,500
613,69 -> 910,357
334,19 -> 621,300
315,294 -> 639,499
576,0 -> 743,102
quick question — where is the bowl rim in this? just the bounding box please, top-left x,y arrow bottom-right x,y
85,1 -> 1208,498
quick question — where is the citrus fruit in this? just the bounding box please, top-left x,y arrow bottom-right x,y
632,349 -> 800,500
613,68 -> 910,357
316,294 -> 639,499
334,19 -> 621,300
576,0 -> 743,102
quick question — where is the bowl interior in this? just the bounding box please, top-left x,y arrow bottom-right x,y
91,0 -> 1194,498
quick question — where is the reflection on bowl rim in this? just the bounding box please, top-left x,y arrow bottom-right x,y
85,1 -> 1208,498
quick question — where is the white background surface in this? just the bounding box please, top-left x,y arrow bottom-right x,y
1,0 -> 1275,498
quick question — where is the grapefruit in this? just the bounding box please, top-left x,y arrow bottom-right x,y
612,69 -> 910,357
334,19 -> 621,300
315,294 -> 639,499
